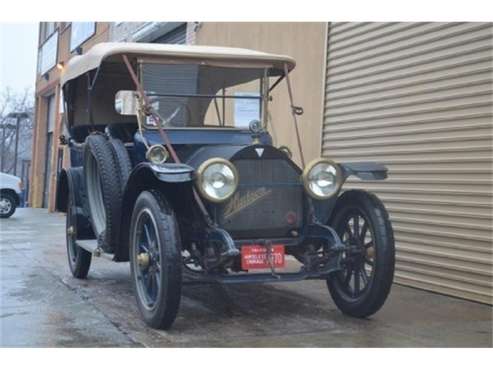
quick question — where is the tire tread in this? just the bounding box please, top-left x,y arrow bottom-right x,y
327,190 -> 395,318
0,192 -> 17,218
130,189 -> 182,330
84,133 -> 123,252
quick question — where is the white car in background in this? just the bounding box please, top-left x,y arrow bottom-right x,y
0,172 -> 23,218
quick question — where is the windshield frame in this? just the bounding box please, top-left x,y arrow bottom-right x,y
137,59 -> 272,131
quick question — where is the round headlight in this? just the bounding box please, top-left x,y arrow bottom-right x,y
302,159 -> 342,199
196,158 -> 239,203
146,145 -> 169,164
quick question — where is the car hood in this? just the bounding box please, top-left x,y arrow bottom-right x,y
183,144 -> 300,172
0,172 -> 21,191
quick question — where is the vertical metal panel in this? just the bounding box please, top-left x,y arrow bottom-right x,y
322,22 -> 493,304
153,24 -> 187,45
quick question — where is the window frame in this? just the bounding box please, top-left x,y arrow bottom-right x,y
38,29 -> 59,75
69,22 -> 97,52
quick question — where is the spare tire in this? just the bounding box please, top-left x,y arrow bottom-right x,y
84,133 -> 123,252
109,138 -> 132,191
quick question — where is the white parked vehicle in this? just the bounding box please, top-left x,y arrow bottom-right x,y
0,172 -> 22,218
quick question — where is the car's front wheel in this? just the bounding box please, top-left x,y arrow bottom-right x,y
0,192 -> 17,218
327,190 -> 395,318
129,190 -> 182,329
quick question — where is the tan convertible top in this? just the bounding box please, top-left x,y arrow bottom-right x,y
60,42 -> 296,86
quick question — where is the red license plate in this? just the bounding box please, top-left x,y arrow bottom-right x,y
241,245 -> 285,270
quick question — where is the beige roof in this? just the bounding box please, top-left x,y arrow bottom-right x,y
60,42 -> 296,86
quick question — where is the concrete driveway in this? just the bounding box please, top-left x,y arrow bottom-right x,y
1,208 -> 491,347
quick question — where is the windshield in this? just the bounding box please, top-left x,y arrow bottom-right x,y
140,63 -> 268,129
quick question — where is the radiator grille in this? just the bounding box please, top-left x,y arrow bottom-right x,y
216,159 -> 304,238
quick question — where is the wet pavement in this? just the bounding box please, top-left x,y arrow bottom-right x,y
1,208 -> 492,347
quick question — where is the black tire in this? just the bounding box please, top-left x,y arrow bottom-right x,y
109,138 -> 132,191
129,190 -> 182,329
0,192 -> 16,218
84,133 -> 123,252
66,191 -> 92,278
327,190 -> 395,318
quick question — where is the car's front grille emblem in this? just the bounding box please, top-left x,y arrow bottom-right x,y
222,187 -> 272,221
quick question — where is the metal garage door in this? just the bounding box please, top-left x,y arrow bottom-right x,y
153,23 -> 187,44
322,22 -> 493,304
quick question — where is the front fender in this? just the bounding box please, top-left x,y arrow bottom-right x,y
147,162 -> 195,183
121,162 -> 194,219
121,162 -> 194,216
312,162 -> 387,223
340,162 -> 387,181
115,162 -> 194,262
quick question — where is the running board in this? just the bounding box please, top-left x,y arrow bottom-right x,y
76,240 -> 115,261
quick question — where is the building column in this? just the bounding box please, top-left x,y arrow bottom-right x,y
47,86 -> 61,212
29,95 -> 48,208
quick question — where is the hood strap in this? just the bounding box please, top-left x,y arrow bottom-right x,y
283,63 -> 305,168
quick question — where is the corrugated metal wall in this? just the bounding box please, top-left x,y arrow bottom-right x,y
153,24 -> 187,44
322,22 -> 493,304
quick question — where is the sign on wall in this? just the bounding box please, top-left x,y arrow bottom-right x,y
70,22 -> 96,51
38,31 -> 58,75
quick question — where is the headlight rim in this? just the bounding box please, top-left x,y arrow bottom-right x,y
302,158 -> 343,200
196,157 -> 239,203
145,144 -> 169,165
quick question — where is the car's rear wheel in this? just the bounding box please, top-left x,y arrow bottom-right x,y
66,192 -> 92,278
129,190 -> 182,329
327,190 -> 395,318
0,192 -> 16,218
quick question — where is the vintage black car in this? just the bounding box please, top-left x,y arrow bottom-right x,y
56,42 -> 395,329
